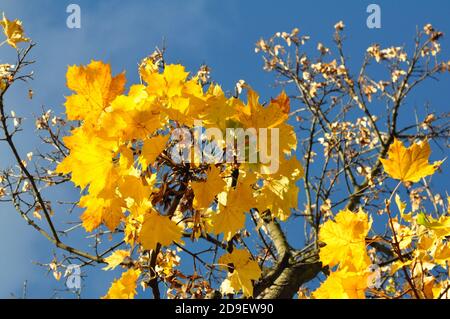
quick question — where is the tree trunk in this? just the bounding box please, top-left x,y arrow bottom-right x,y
256,258 -> 322,299
254,215 -> 322,299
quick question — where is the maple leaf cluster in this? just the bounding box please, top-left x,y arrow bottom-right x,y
55,58 -> 302,298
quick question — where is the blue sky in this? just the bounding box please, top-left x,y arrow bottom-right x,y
0,0 -> 449,298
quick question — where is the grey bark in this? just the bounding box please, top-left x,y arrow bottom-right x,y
254,216 -> 322,299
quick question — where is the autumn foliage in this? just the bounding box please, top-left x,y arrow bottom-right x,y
1,14 -> 450,299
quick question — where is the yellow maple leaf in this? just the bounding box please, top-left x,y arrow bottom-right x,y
238,89 -> 288,129
166,96 -> 192,125
211,172 -> 257,240
198,85 -> 237,132
101,85 -> 166,141
164,64 -> 190,97
211,203 -> 247,241
117,175 -> 153,207
219,249 -> 261,297
380,138 -> 442,183
433,242 -> 450,267
237,89 -> 296,155
124,211 -> 144,246
256,156 -> 304,220
103,250 -> 130,271
139,135 -> 169,170
313,269 -> 368,299
56,128 -> 118,196
79,194 -> 125,232
191,166 -> 226,210
0,13 -> 29,48
319,208 -> 371,271
144,64 -> 189,97
417,212 -> 450,239
65,61 -> 126,123
141,64 -> 205,126
417,233 -> 435,252
102,268 -> 141,299
138,208 -> 183,251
